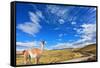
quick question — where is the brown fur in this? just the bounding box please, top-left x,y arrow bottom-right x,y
23,41 -> 45,64
23,50 -> 30,64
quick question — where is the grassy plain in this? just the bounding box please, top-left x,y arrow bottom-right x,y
16,44 -> 96,65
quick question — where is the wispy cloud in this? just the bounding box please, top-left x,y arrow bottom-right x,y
81,23 -> 96,41
17,40 -> 48,51
73,23 -> 96,47
51,23 -> 96,49
47,5 -> 69,17
59,33 -> 63,37
17,11 -> 42,36
17,41 -> 40,48
36,11 -> 44,19
16,41 -> 41,51
58,19 -> 65,24
29,11 -> 40,24
16,4 -> 96,50
75,28 -> 83,34
46,5 -> 70,24
17,41 -> 34,47
58,39 -> 62,41
52,43 -> 73,49
17,22 -> 41,36
54,27 -> 60,30
71,21 -> 76,25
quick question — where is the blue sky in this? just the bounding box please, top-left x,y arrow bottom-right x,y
16,3 -> 96,51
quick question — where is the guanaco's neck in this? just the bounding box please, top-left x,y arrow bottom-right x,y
40,42 -> 44,51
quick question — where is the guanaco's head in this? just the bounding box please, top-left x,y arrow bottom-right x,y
40,40 -> 45,51
41,41 -> 45,45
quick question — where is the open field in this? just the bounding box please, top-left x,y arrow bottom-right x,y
16,44 -> 97,65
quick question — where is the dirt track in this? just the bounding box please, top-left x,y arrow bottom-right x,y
61,52 -> 95,63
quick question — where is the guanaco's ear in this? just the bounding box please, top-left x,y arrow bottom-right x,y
41,40 -> 45,45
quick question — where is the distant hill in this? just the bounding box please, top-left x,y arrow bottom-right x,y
53,48 -> 73,50
16,51 -> 23,55
76,44 -> 96,54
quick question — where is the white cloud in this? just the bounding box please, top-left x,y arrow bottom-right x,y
94,8 -> 96,11
58,39 -> 62,41
29,11 -> 40,24
89,8 -> 96,13
47,5 -> 60,14
52,23 -> 96,49
71,21 -> 76,25
17,41 -> 47,51
17,48 -> 26,51
52,43 -> 73,49
74,27 -> 82,34
81,23 -> 96,34
54,27 -> 60,30
46,5 -> 78,25
73,28 -> 77,30
73,23 -> 96,47
17,22 -> 41,36
17,41 -> 34,47
47,5 -> 69,21
74,34 -> 78,37
73,41 -> 95,48
36,11 -> 44,19
17,41 -> 40,48
17,11 -> 42,36
58,33 -> 66,39
76,29 -> 83,34
64,33 -> 67,35
58,19 -> 65,24
56,9 -> 68,17
59,34 -> 63,37
81,23 -> 96,40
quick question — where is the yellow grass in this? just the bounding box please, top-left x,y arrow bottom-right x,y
16,49 -> 84,65
16,44 -> 96,65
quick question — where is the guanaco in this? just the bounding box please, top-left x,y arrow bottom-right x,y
23,41 -> 45,64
